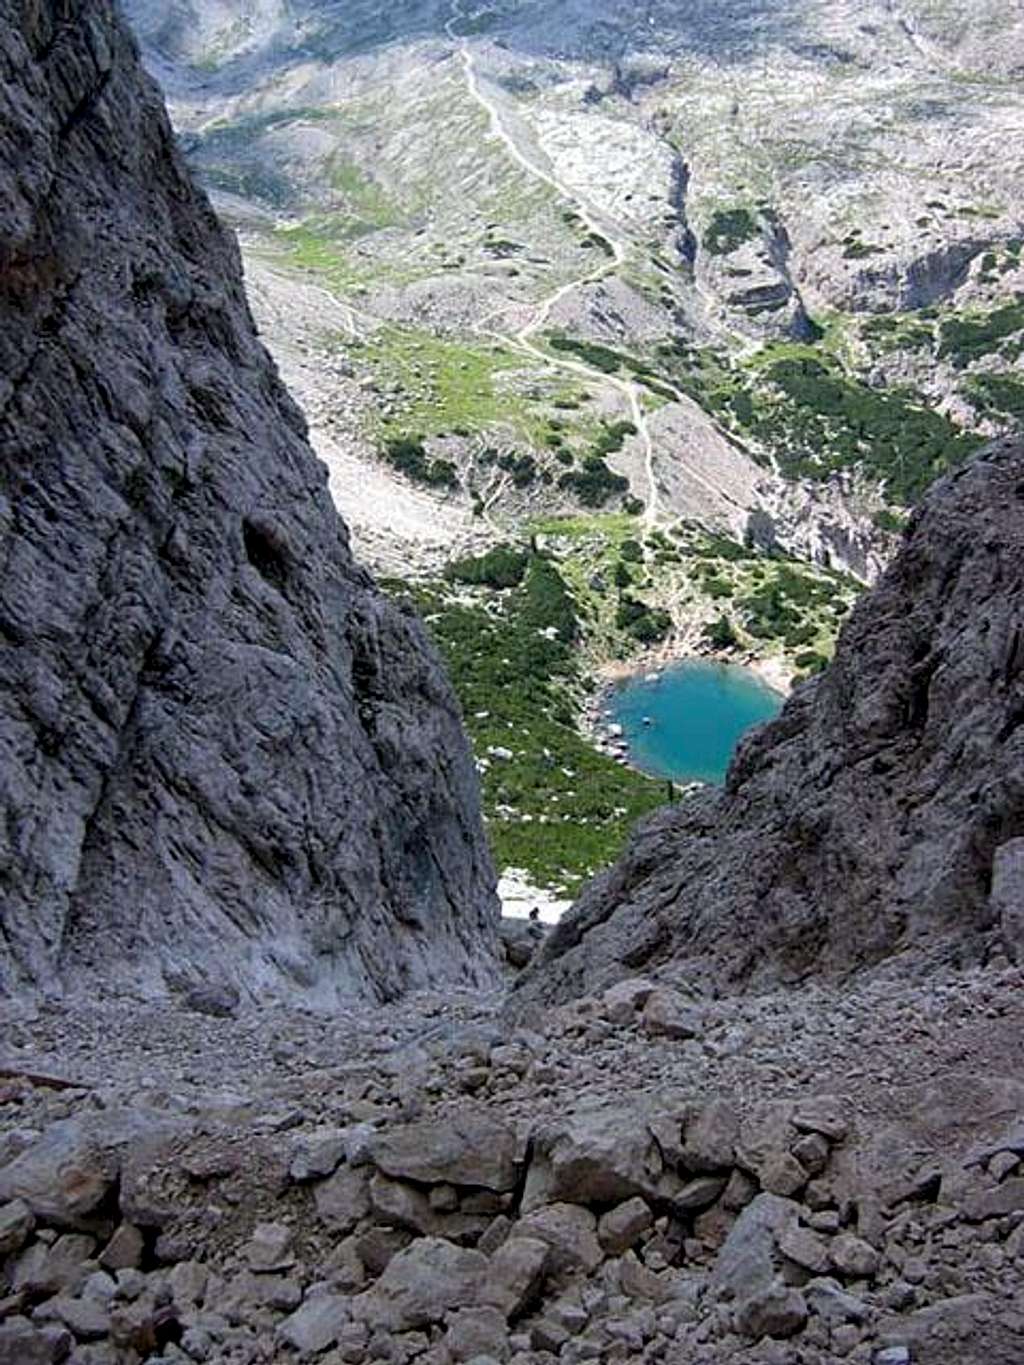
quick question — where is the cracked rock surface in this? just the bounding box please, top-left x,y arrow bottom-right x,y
0,0 -> 499,1007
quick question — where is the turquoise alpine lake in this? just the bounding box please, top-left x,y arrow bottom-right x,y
606,660 -> 783,785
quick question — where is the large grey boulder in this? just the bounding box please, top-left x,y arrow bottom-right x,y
513,442 -> 1024,1008
0,0 -> 499,1006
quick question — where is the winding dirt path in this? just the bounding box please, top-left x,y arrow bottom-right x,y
445,0 -> 662,526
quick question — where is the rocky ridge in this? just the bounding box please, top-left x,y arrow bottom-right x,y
0,0 -> 499,1006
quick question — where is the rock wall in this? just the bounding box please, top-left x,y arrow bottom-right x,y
515,440 -> 1024,1011
0,0 -> 499,1005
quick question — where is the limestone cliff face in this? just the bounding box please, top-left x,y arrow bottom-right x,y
515,441 -> 1024,1010
0,0 -> 499,1005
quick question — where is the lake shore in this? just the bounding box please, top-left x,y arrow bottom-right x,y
583,645 -> 789,780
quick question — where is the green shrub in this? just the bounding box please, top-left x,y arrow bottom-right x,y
704,207 -> 759,257
445,545 -> 528,589
704,615 -> 737,649
383,436 -> 459,489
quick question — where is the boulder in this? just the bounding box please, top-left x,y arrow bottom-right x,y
480,1237 -> 550,1320
735,1285 -> 808,1340
368,1115 -> 518,1192
0,1198 -> 35,1257
289,1128 -> 348,1183
713,1192 -> 793,1293
830,1234 -> 879,1280
278,1294 -> 351,1355
641,989 -> 703,1040
522,1106 -> 663,1212
314,1167 -> 372,1234
516,1204 -> 603,1276
0,1122 -> 116,1230
352,1238 -> 489,1332
597,1198 -> 654,1256
601,978 -> 656,1024
681,1100 -> 739,1172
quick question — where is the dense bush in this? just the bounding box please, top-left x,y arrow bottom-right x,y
383,436 -> 459,489
558,456 -> 630,508
445,545 -> 528,588
704,207 -> 759,256
521,557 -> 579,643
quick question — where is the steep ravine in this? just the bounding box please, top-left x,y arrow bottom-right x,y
0,0 -> 500,1007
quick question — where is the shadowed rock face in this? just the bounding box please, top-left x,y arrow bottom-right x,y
0,0 -> 499,1005
514,442 -> 1024,1010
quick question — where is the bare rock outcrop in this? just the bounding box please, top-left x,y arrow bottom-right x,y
0,0 -> 499,1005
514,440 -> 1024,1010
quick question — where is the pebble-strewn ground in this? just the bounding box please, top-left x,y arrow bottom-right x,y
2,958 -> 1022,1364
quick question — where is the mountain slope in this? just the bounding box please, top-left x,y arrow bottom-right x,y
0,0 -> 499,1006
513,438 -> 1024,1009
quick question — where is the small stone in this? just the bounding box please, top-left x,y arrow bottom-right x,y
51,1294 -> 111,1340
964,1176 -> 1024,1221
642,989 -> 703,1041
598,1198 -> 653,1256
289,1128 -> 348,1183
804,1276 -> 869,1324
601,979 -> 656,1025
99,1224 -> 145,1272
791,1132 -> 830,1176
316,1167 -> 372,1234
874,1349 -> 910,1365
832,1323 -> 862,1356
672,1176 -> 727,1213
516,1204 -> 602,1275
184,983 -> 239,1017
245,1221 -> 295,1273
351,1238 -> 489,1332
278,1294 -> 351,1354
168,1260 -> 208,1306
735,1286 -> 808,1340
792,1098 -> 848,1143
778,1224 -> 830,1275
988,1150 -> 1020,1182
430,1184 -> 460,1213
530,1319 -> 568,1353
481,1237 -> 549,1320
761,1153 -> 808,1198
0,1199 -> 35,1257
721,1168 -> 759,1212
444,1306 -> 510,1362
830,1234 -> 879,1280
681,1100 -> 739,1172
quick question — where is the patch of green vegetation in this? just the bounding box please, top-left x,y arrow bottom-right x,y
558,456 -> 630,508
616,595 -> 672,644
381,436 -> 458,489
359,326 -> 542,441
963,371 -> 1024,421
445,545 -> 528,589
872,508 -> 909,534
704,207 -> 759,257
386,566 -> 663,891
704,615 -> 738,649
937,300 -> 1024,367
